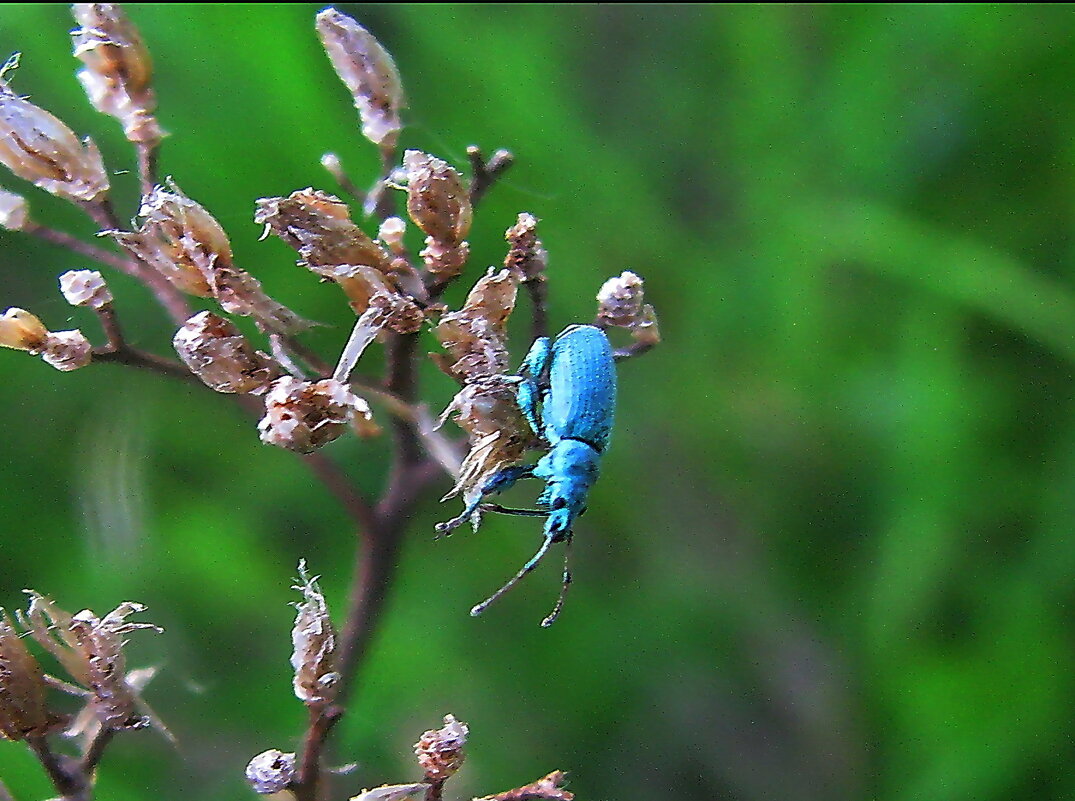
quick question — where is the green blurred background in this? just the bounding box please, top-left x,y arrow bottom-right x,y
2,4 -> 1074,800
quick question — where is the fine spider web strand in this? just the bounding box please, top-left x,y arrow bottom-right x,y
469,534 -> 558,618
540,535 -> 573,628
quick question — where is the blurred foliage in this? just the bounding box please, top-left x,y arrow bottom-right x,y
1,4 -> 1074,801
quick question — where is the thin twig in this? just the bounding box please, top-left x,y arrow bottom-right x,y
94,304 -> 125,351
26,734 -> 86,800
424,777 -> 447,801
92,346 -> 198,383
24,223 -> 138,274
135,142 -> 159,198
524,277 -> 549,342
79,726 -> 115,776
467,146 -> 514,207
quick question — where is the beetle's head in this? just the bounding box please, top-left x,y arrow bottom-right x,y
542,439 -> 600,542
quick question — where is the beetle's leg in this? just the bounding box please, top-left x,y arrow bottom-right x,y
470,532 -> 557,618
435,464 -> 536,536
539,534 -> 573,627
517,336 -> 552,436
479,502 -> 547,517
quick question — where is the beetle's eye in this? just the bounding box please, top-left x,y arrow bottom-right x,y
550,497 -> 567,510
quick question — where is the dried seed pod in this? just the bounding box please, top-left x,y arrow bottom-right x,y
255,188 -> 427,312
503,212 -> 547,282
259,376 -> 370,454
0,610 -> 51,741
40,329 -> 93,371
21,594 -> 162,731
316,8 -> 405,153
0,186 -> 28,230
434,268 -> 518,382
414,714 -> 469,781
173,311 -> 279,394
477,771 -> 575,801
377,216 -> 406,254
71,3 -> 162,145
245,749 -> 296,794
404,150 -> 471,277
0,56 -> 110,202
290,560 -> 338,704
59,269 -> 113,309
114,184 -> 306,332
351,784 -> 430,801
0,307 -> 48,351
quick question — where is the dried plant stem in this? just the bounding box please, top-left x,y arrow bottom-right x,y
136,141 -> 159,198
92,344 -> 198,382
524,277 -> 549,342
613,341 -> 656,361
467,146 -> 514,207
294,703 -> 344,801
26,734 -> 87,801
79,727 -> 115,776
424,777 -> 447,801
24,223 -> 137,274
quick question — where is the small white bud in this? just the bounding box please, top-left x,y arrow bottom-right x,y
59,269 -> 113,309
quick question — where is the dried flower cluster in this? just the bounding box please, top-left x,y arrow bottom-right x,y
0,592 -> 164,746
1,4 -> 660,798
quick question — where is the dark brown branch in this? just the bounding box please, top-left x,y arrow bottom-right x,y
425,777 -> 447,801
26,734 -> 87,801
293,703 -> 344,801
136,142 -> 159,198
524,277 -> 549,342
92,345 -> 198,383
467,146 -> 514,207
79,726 -> 115,776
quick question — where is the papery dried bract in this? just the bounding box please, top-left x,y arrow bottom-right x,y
0,307 -> 48,351
316,8 -> 405,152
59,269 -> 113,309
352,784 -> 431,801
173,311 -> 279,394
40,329 -> 92,371
21,593 -> 161,731
476,771 -> 575,801
435,268 -> 518,382
414,714 -> 469,781
115,184 -> 306,332
255,188 -> 426,314
595,271 -> 661,353
404,150 -> 472,277
0,62 -> 110,202
246,749 -> 296,794
259,377 -> 370,454
0,186 -> 28,230
0,610 -> 50,741
290,561 -> 338,704
71,3 -> 162,145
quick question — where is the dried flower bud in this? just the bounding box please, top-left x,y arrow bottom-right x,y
0,55 -> 110,201
0,610 -> 51,741
259,377 -> 370,454
59,269 -> 113,309
351,784 -> 430,801
404,150 -> 471,277
0,307 -> 48,351
173,311 -> 279,394
595,271 -> 661,355
414,714 -> 468,781
291,560 -> 338,704
0,186 -> 28,230
595,271 -> 644,327
503,212 -> 547,282
21,593 -> 162,732
316,8 -> 405,152
435,268 -> 518,382
245,749 -> 296,794
114,184 -> 305,333
477,771 -> 574,801
40,329 -> 92,371
71,4 -> 162,145
378,216 -> 406,254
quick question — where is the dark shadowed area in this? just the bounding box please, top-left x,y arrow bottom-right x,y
1,5 -> 1074,801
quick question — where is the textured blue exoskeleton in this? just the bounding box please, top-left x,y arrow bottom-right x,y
438,324 -> 617,626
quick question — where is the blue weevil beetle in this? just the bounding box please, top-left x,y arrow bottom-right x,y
437,324 -> 616,626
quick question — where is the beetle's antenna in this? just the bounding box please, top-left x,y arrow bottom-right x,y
540,535 -> 573,627
470,535 -> 556,618
479,502 -> 547,517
